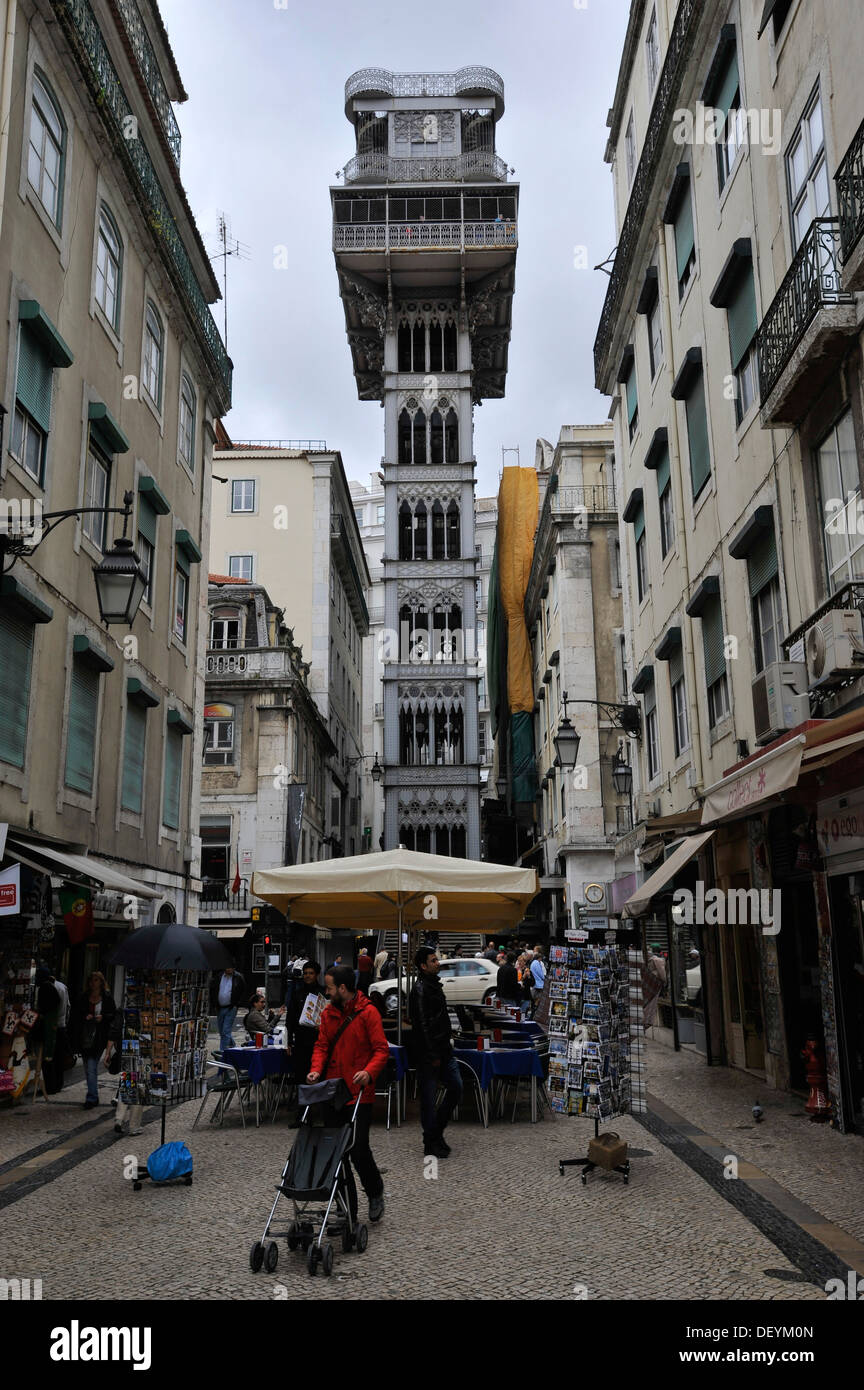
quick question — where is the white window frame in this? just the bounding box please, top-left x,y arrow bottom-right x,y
659,483 -> 674,559
82,443 -> 110,549
645,8 -> 660,92
648,295 -> 663,379
672,675 -> 690,756
94,204 -> 123,331
624,111 -> 637,188
231,479 -> 255,513
228,554 -> 254,582
646,705 -> 660,781
786,85 -> 829,251
178,372 -> 196,473
174,565 -> 188,643
28,71 -> 65,228
142,299 -> 164,411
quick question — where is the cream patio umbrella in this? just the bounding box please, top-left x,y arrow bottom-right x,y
252,846 -> 539,1044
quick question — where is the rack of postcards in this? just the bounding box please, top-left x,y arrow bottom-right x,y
545,942 -> 646,1119
119,969 -> 209,1106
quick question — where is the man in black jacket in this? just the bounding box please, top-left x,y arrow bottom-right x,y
286,960 -> 327,1125
409,946 -> 463,1160
496,951 -> 521,1007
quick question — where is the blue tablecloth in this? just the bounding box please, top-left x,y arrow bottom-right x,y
388,1043 -> 408,1081
499,1021 -> 545,1039
223,1046 -> 293,1086
453,1047 -> 545,1091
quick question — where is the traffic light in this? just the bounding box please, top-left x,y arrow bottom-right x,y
264,934 -> 271,947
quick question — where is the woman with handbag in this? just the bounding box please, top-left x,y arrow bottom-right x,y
74,971 -> 117,1109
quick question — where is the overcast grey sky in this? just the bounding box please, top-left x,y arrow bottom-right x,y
160,0 -> 630,495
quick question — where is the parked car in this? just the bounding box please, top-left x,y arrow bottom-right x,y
368,958 -> 500,1016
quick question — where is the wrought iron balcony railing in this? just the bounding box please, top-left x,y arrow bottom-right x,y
334,221 -> 517,252
553,485 -> 617,514
226,439 -> 328,451
200,878 -> 248,911
836,117 -> 864,265
345,67 -> 504,104
756,218 -> 854,405
53,0 -> 232,409
593,0 -> 701,386
342,152 -> 509,184
113,0 -> 181,164
782,582 -> 864,659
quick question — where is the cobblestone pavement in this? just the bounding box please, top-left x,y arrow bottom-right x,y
647,1039 -> 864,1245
2,1038 -> 861,1300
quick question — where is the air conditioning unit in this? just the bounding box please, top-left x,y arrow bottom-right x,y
751,661 -> 809,744
805,609 -> 864,686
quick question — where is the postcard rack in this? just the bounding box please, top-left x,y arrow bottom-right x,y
548,933 -> 645,1187
119,968 -> 210,1147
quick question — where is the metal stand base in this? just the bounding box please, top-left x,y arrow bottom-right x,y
558,1118 -> 631,1185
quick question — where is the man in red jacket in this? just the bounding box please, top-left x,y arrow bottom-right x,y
308,964 -> 389,1223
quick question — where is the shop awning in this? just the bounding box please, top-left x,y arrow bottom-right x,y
700,735 -> 806,826
621,831 -> 715,918
800,729 -> 864,774
209,927 -> 250,938
6,834 -> 161,899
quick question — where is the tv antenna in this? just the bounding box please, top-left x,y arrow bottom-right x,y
211,213 -> 251,351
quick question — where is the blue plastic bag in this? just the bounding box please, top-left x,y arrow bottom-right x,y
146,1141 -> 193,1184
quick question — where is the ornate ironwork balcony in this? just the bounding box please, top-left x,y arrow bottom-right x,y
756,218 -> 854,409
53,0 -> 231,409
113,0 -> 181,164
345,67 -> 504,106
593,0 -> 701,386
836,116 -> 864,276
553,485 -> 617,514
342,152 -> 509,184
200,879 -> 248,913
334,220 -> 517,252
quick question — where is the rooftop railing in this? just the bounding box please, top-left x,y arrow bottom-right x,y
114,0 -> 181,164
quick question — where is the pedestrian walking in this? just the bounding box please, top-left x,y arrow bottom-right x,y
33,968 -> 60,1094
529,946 -> 547,1013
373,949 -> 389,981
211,964 -> 246,1055
516,952 -> 534,1018
286,960 -> 327,1125
307,964 -> 389,1224
408,946 -> 463,1160
380,952 -> 397,981
356,949 -> 374,994
642,944 -> 667,1029
73,972 -> 117,1109
483,941 -> 499,962
496,951 -> 522,1008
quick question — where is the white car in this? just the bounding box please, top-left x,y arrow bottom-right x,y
369,958 -> 500,1016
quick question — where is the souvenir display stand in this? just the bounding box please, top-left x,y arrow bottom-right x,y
548,930 -> 645,1186
119,967 -> 209,1188
1,954 -> 44,1102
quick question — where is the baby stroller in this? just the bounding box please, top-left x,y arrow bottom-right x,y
249,1078 -> 370,1278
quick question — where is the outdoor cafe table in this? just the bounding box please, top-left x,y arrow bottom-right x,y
223,1046 -> 294,1126
453,1046 -> 546,1123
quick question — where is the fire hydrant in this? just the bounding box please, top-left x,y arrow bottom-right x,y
801,1036 -> 832,1122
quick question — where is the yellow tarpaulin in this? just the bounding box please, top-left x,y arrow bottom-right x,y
498,467 -> 538,713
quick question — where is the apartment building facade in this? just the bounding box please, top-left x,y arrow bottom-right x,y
209,435 -> 370,858
0,0 -> 231,994
597,0 -> 864,1126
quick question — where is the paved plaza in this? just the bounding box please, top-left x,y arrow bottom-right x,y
2,1038 -> 863,1302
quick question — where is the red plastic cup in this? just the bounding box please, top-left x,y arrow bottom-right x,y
477,1037 -> 484,1051
255,1032 -> 264,1049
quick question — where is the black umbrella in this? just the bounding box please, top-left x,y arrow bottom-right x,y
109,923 -> 233,971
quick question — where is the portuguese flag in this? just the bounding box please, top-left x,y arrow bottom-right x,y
59,885 -> 95,946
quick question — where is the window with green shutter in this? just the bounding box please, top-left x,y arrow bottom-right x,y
702,597 -> 726,687
121,701 -> 147,814
685,372 -> 711,498
626,364 -> 639,439
727,266 -> 758,371
0,612 -> 34,767
162,727 -> 183,830
65,657 -> 99,794
747,527 -> 778,597
16,324 -> 53,431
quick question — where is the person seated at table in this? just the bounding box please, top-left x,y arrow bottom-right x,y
244,992 -> 284,1038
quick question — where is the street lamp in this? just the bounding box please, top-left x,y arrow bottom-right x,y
495,773 -> 508,800
553,691 -> 581,768
371,754 -> 383,783
1,489 -> 147,627
611,748 -> 633,797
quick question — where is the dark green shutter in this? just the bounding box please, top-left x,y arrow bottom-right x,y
728,266 -> 758,369
137,494 -> 158,547
669,645 -> 684,686
702,598 -> 726,686
626,365 -> 638,425
65,657 -> 99,794
175,543 -> 190,578
656,446 -> 671,494
715,50 -> 740,121
0,612 -> 34,767
634,502 -> 645,542
675,193 -> 695,281
685,373 -> 711,497
748,528 -> 778,596
16,325 -> 53,431
163,727 -> 182,829
121,701 -> 147,814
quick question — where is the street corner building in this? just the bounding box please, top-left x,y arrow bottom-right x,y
0,0 -> 232,1016
596,0 -> 864,1131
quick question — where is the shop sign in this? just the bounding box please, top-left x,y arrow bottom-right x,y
816,791 -> 864,858
578,913 -> 609,932
0,864 -> 20,915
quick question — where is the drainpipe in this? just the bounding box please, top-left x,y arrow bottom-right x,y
657,219 -> 705,796
0,0 -> 17,240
